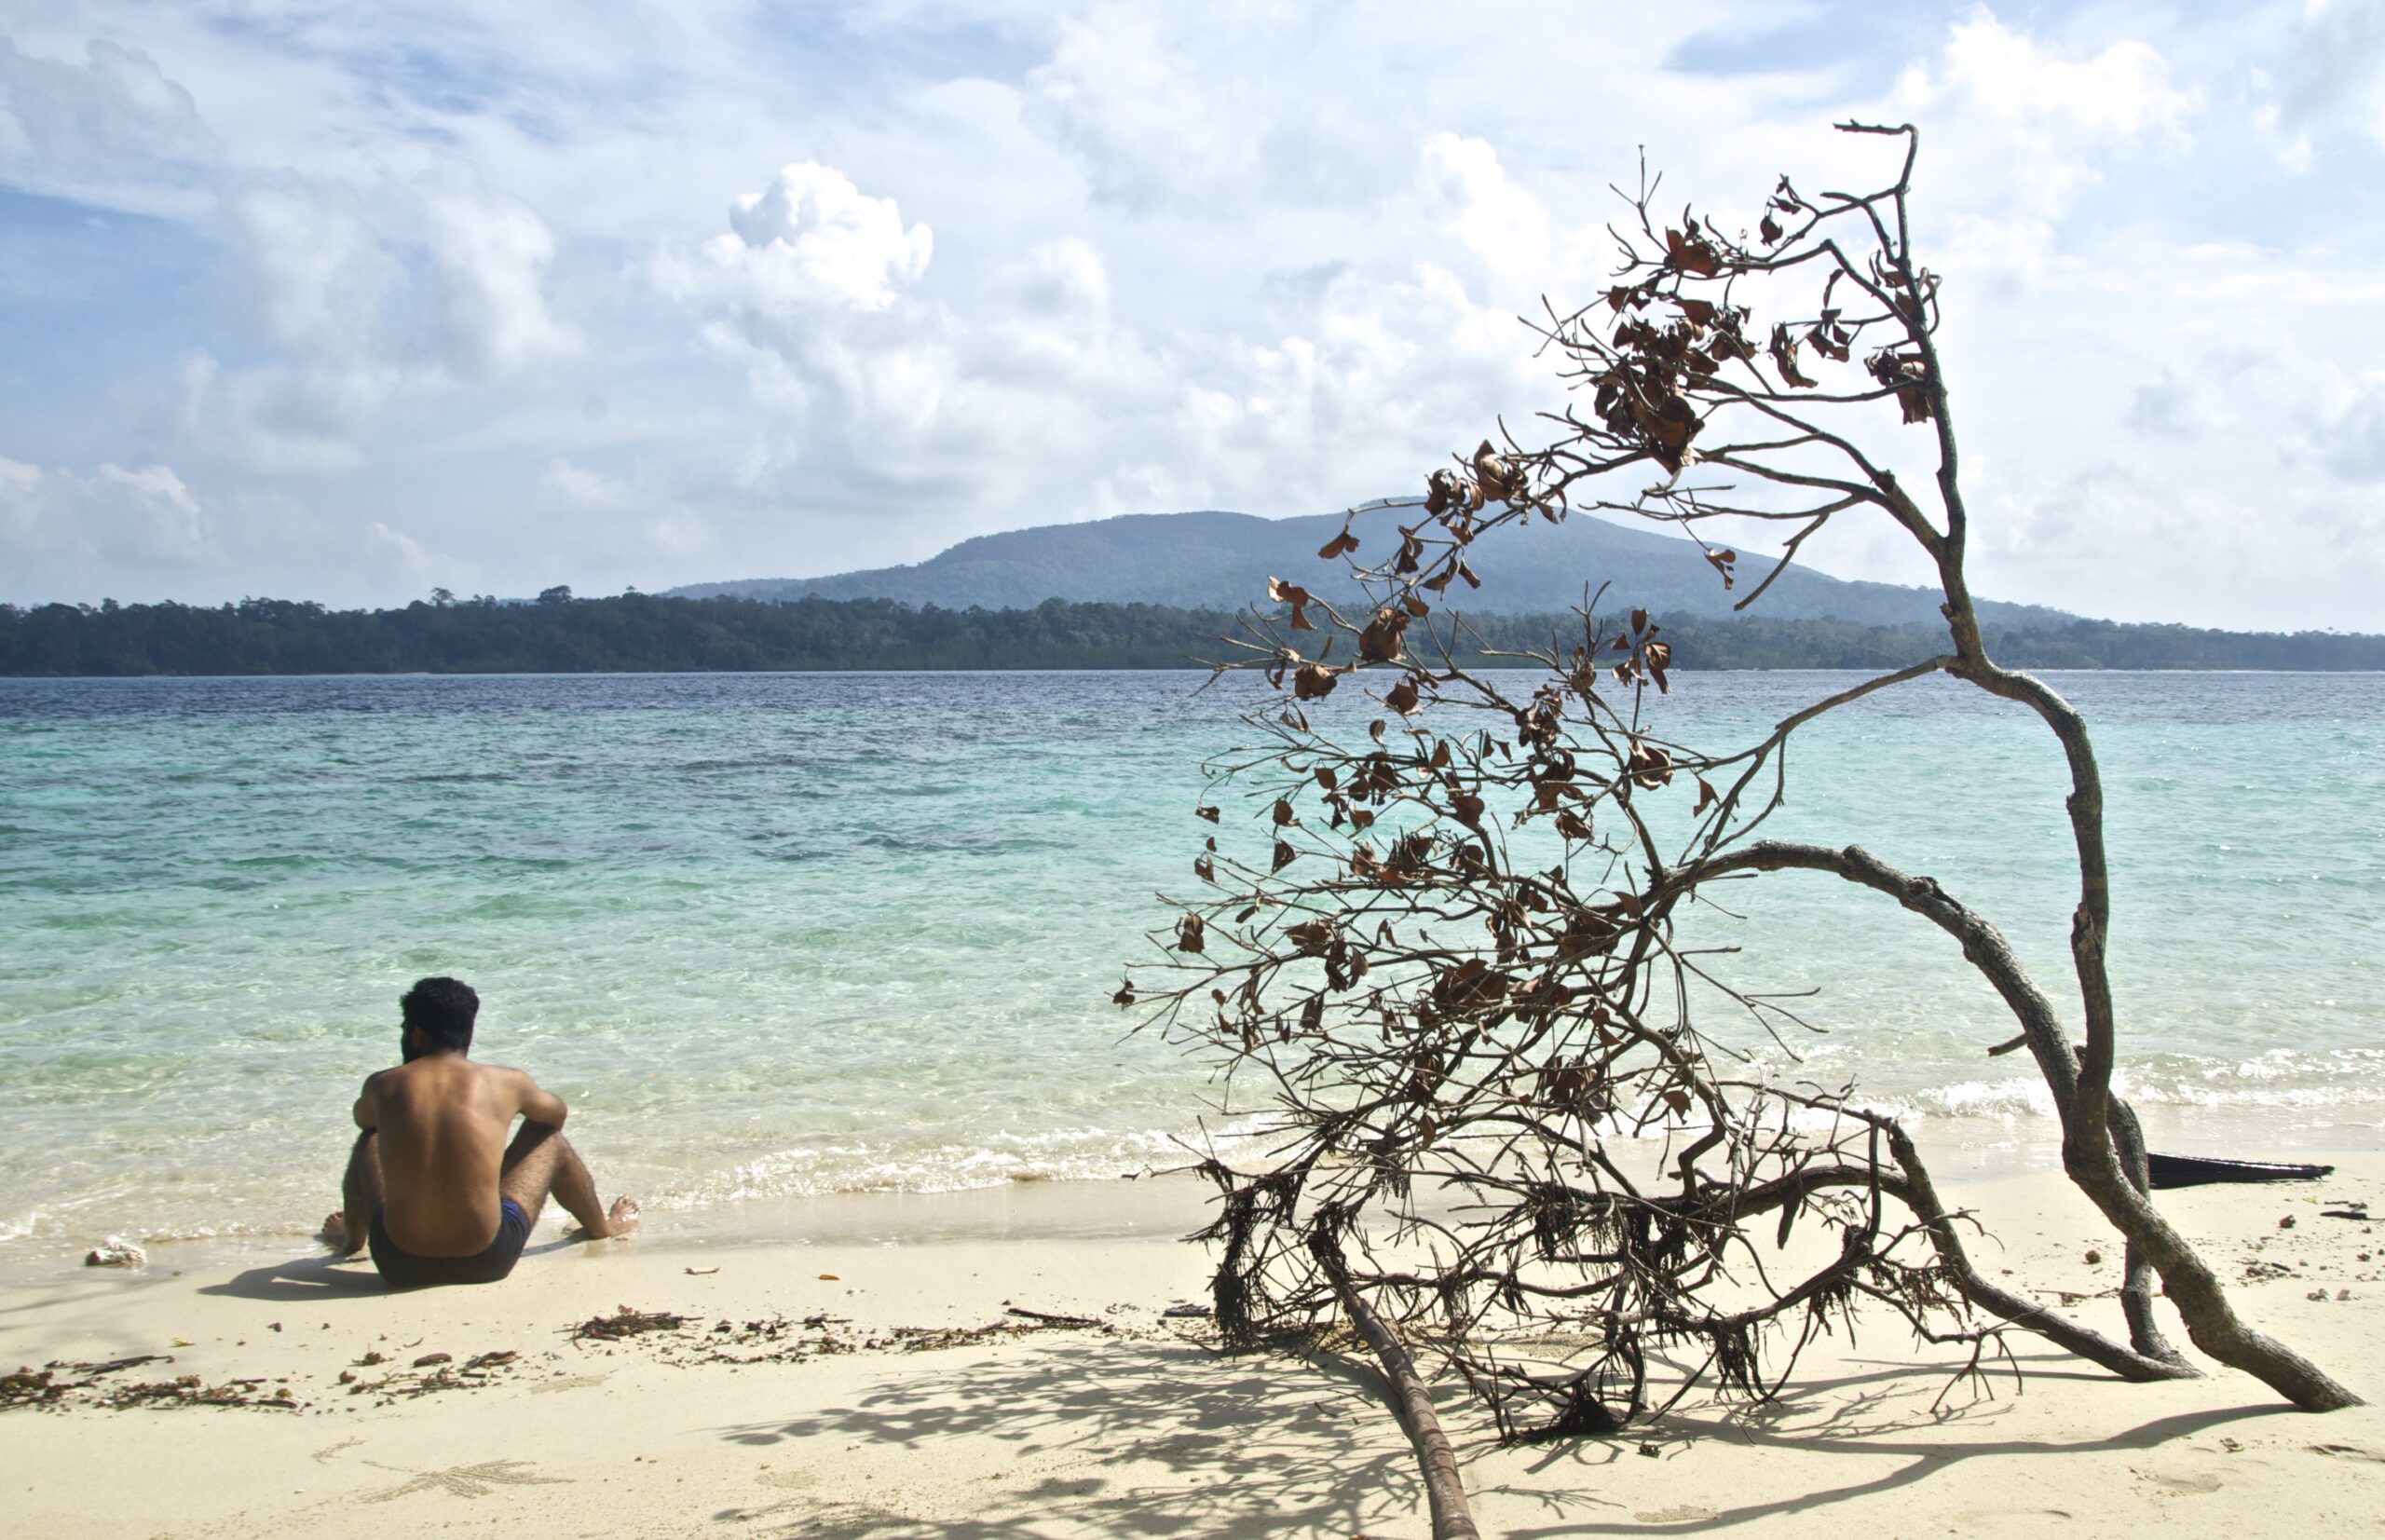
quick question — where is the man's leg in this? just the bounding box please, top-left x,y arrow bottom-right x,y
323,1129 -> 382,1256
499,1123 -> 637,1239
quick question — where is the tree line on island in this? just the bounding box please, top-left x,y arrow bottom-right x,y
4,589 -> 2380,676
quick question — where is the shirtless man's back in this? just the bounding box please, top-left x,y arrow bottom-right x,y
324,976 -> 635,1288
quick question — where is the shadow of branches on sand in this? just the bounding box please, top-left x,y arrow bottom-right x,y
707,1336 -> 1431,1539
1492,1349 -> 2300,1537
702,1335 -> 2311,1539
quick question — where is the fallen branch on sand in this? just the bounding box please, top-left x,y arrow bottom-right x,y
1005,1307 -> 1108,1329
1128,117 -> 2361,1540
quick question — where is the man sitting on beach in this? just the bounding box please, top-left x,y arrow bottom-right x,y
320,976 -> 637,1288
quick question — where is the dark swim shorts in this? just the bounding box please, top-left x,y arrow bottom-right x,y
368,1198 -> 532,1288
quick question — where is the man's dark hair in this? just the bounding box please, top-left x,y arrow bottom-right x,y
400,976 -> 480,1053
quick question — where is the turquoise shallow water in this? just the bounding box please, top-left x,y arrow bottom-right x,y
1,669 -> 2378,1257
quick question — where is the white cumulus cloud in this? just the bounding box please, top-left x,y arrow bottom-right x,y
2278,0 -> 2385,153
421,176 -> 583,378
713,161 -> 934,312
2302,372 -> 2385,482
0,37 -> 218,214
226,183 -> 391,361
0,457 -> 211,566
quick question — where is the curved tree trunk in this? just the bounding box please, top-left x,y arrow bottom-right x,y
1878,1125 -> 2197,1383
1310,1231 -> 1482,1540
1675,1137 -> 2197,1383
2105,1100 -> 2185,1365
1675,838 -> 2361,1411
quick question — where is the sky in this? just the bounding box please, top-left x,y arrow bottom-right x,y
2,1 -> 2383,630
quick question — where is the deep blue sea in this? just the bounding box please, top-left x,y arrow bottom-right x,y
1,670 -> 2378,1259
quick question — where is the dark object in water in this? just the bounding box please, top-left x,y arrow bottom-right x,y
2147,1152 -> 2335,1190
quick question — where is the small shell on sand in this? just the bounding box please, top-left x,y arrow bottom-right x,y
84,1243 -> 147,1268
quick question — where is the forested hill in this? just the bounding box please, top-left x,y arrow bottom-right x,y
665,507 -> 2080,631
6,593 -> 2381,676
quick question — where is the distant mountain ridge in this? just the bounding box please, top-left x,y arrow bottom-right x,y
668,506 -> 2078,630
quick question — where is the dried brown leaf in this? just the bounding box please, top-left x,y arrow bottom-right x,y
1627,739 -> 1675,789
1359,607 -> 1409,664
1665,227 -> 1722,278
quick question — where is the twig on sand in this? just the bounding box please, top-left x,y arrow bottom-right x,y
1006,1307 -> 1106,1329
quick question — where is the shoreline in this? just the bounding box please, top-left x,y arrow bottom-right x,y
8,1103 -> 2378,1285
4,1154 -> 2381,1537
1,1168 -> 1230,1289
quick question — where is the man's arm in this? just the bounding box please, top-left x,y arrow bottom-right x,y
331,1074 -> 383,1257
514,1071 -> 568,1129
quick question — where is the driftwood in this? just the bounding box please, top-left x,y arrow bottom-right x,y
1312,1228 -> 1480,1540
1005,1307 -> 1107,1329
1128,119 -> 2359,1537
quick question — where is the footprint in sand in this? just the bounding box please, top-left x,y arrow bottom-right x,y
529,1373 -> 610,1394
361,1459 -> 570,1502
2137,1469 -> 2222,1495
757,1469 -> 818,1490
2310,1443 -> 2385,1464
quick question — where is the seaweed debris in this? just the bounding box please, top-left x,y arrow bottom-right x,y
571,1305 -> 690,1342
104,1374 -> 301,1411
340,1348 -> 523,1402
591,1307 -> 1121,1370
4,1356 -> 297,1414
2,1367 -> 64,1410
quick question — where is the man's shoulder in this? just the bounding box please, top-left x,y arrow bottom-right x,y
466,1061 -> 542,1098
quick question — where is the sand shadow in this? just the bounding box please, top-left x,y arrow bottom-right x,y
196,1236 -> 582,1302
198,1254 -> 389,1301
1487,1348 -> 2301,1536
706,1328 -> 2316,1539
708,1336 -> 1427,1539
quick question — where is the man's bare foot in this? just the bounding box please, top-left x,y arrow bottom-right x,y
320,1211 -> 350,1251
566,1196 -> 640,1241
569,1196 -> 639,1241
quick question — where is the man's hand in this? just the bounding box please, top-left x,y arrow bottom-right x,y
320,1210 -> 362,1257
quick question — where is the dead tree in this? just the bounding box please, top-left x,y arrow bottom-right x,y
1122,119 -> 2359,1539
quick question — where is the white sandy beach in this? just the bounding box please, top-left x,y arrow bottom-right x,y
4,1159 -> 2383,1540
